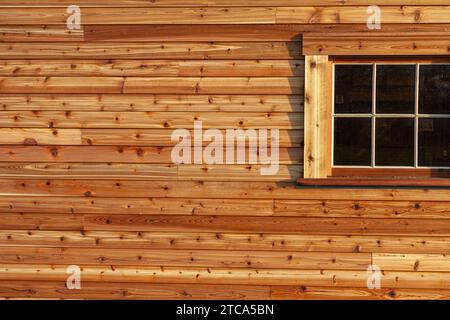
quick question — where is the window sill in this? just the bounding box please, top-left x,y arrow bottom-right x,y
297,178 -> 450,189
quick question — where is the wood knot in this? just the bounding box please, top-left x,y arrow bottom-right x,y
50,147 -> 58,157
23,138 -> 38,145
387,290 -> 396,298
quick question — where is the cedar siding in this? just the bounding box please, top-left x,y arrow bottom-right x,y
0,0 -> 449,300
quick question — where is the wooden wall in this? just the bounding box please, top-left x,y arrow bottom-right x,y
0,0 -> 449,300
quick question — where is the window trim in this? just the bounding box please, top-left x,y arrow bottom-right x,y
298,177 -> 450,188
301,55 -> 450,184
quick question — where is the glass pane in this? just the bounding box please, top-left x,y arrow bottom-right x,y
419,65 -> 450,114
334,117 -> 371,166
334,65 -> 373,114
419,118 -> 450,167
375,118 -> 414,166
376,65 -> 416,114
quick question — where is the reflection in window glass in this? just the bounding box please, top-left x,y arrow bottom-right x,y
333,63 -> 450,169
334,65 -> 373,114
334,118 -> 371,166
376,65 -> 416,114
419,65 -> 450,114
375,118 -> 414,166
419,118 -> 450,167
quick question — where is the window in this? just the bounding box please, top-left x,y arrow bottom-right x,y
333,63 -> 450,174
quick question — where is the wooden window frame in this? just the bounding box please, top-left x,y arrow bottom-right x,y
300,56 -> 450,187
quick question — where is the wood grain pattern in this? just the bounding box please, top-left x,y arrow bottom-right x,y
0,281 -> 271,300
84,24 -> 303,42
2,230 -> 449,254
303,36 -> 450,55
0,25 -> 83,42
275,200 -> 450,219
0,163 -> 301,182
0,111 -> 302,129
1,1 -> 445,6
0,76 -> 302,94
1,264 -> 450,289
0,60 -> 304,77
270,286 -> 450,300
0,7 -> 278,25
0,128 -> 81,145
0,42 -> 301,60
303,55 -> 330,178
276,6 -> 450,24
0,146 -> 302,164
83,24 -> 450,42
0,196 -> 275,215
2,179 -> 450,200
1,7 -> 450,25
1,0 -> 449,300
0,247 -> 371,270
84,215 -> 450,236
0,94 -> 303,112
374,253 -> 450,272
0,213 -> 83,231
79,129 -> 302,147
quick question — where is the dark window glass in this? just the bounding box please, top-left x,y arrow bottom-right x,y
334,118 -> 371,166
419,65 -> 450,114
376,65 -> 416,114
375,118 -> 414,166
419,118 -> 450,167
334,65 -> 372,114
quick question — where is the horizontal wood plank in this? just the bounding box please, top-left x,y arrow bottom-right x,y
0,25 -> 83,42
0,94 -> 303,112
0,128 -> 302,147
1,230 -> 449,254
276,6 -> 450,24
0,111 -> 302,129
0,7 -> 277,25
0,60 -> 303,77
0,247 -> 371,270
270,286 -> 450,300
275,200 -> 450,219
84,24 -> 450,42
1,7 -> 450,24
0,128 -> 81,145
0,1 -> 444,7
0,197 -> 448,218
0,196 -> 274,215
0,163 -> 301,182
0,213 -> 83,230
374,253 -> 450,272
0,77 -> 302,94
84,24 -> 302,42
84,215 -> 450,236
0,42 -> 301,59
0,280 -> 271,300
2,180 -> 450,200
1,265 -> 450,289
303,36 -> 450,55
0,146 -> 301,164
80,129 -> 302,147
